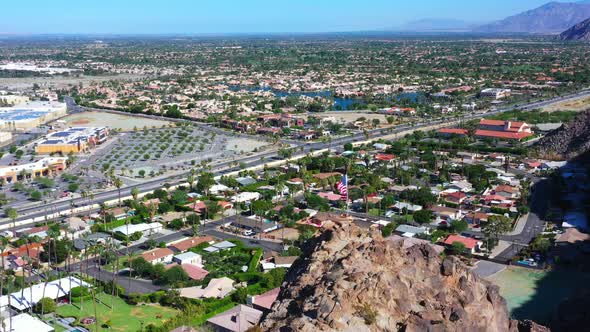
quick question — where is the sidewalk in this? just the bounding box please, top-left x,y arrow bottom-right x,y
507,213 -> 529,236
489,240 -> 512,258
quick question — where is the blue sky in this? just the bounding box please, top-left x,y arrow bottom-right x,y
0,0 -> 562,34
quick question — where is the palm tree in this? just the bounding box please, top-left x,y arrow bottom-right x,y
113,177 -> 123,207
187,170 -> 196,191
131,187 -> 140,202
5,208 -> 17,231
0,236 -> 11,332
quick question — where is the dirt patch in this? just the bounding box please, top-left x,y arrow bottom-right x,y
71,118 -> 91,125
62,111 -> 172,131
542,96 -> 590,112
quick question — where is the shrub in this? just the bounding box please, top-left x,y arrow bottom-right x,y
70,286 -> 92,301
356,302 -> 377,325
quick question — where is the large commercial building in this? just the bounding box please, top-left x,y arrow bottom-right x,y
480,88 -> 511,99
438,119 -> 533,141
0,101 -> 67,130
0,94 -> 30,106
35,127 -> 109,154
0,157 -> 67,183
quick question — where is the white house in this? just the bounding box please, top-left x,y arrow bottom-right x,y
141,248 -> 174,265
112,222 -> 162,237
173,252 -> 203,266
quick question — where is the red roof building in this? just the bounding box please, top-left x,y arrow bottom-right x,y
438,128 -> 468,136
445,191 -> 467,204
250,287 -> 280,311
166,263 -> 209,280
443,235 -> 481,252
170,236 -> 215,252
475,129 -> 532,140
375,153 -> 396,161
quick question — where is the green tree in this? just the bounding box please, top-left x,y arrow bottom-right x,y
450,242 -> 467,255
30,190 -> 42,201
413,210 -> 433,224
196,172 -> 215,196
33,298 -> 56,314
481,215 -> 512,251
161,265 -> 189,285
5,207 -> 18,229
381,222 -> 397,238
450,219 -> 468,233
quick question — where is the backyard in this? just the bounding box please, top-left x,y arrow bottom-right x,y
55,292 -> 179,332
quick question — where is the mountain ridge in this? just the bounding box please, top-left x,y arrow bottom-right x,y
475,1 -> 590,33
560,17 -> 590,40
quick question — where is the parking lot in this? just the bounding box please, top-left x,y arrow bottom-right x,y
90,124 -> 267,179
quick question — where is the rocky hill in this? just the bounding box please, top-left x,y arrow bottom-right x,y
259,220 -> 547,332
535,109 -> 590,160
475,1 -> 590,33
560,17 -> 590,40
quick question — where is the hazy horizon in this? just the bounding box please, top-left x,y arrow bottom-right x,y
0,0 -> 568,35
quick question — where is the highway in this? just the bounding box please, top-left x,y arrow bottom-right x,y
6,89 -> 590,229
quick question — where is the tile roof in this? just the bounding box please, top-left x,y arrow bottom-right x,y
141,248 -> 174,262
443,235 -> 479,249
252,287 -> 280,310
171,236 -> 214,252
475,129 -> 532,140
207,305 -> 262,332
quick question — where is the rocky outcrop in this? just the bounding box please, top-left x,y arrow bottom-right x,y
535,109 -> 590,160
560,17 -> 590,41
260,220 -> 541,332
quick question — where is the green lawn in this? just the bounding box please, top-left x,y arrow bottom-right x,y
56,293 -> 178,332
487,266 -> 590,325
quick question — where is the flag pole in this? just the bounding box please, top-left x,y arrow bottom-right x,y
345,173 -> 350,217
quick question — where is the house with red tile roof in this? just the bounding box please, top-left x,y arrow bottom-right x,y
464,212 -> 489,225
248,287 -> 280,311
444,191 -> 467,204
374,153 -> 395,162
318,192 -> 344,202
170,236 -> 215,252
443,235 -> 482,253
493,185 -> 519,198
438,128 -> 468,137
141,248 -> 174,264
166,263 -> 209,280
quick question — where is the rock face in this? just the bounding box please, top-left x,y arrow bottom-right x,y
560,17 -> 590,41
535,109 -> 590,160
260,221 -> 535,332
474,2 -> 590,33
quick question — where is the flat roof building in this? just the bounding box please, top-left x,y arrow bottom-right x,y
0,157 -> 67,183
0,101 -> 67,129
36,127 -> 109,154
6,313 -> 54,332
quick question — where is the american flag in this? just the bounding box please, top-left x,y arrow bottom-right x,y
336,174 -> 348,199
